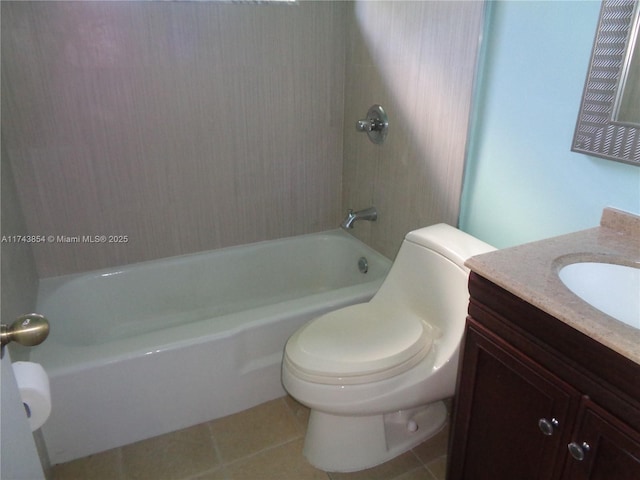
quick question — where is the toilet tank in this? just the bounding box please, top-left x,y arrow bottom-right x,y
371,224 -> 495,359
404,224 -> 495,271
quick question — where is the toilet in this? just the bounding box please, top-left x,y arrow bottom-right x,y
281,224 -> 495,472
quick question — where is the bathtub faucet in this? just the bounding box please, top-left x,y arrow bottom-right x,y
340,207 -> 378,229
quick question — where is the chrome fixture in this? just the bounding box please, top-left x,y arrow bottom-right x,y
568,441 -> 591,462
341,207 -> 378,229
538,417 -> 559,436
358,257 -> 369,274
1,313 -> 49,357
356,105 -> 389,145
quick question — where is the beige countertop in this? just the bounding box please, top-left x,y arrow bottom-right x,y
465,208 -> 640,366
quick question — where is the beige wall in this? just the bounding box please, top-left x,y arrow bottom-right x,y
2,1 -> 484,277
2,1 -> 347,277
342,1 -> 485,259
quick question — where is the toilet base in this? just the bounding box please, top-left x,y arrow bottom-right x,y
303,400 -> 448,472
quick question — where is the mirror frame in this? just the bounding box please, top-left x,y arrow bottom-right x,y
572,0 -> 640,166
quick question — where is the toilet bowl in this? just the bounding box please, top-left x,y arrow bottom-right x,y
281,224 -> 495,472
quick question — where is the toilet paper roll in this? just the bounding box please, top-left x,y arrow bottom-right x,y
12,361 -> 52,432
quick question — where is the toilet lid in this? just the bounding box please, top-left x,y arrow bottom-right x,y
284,303 -> 434,384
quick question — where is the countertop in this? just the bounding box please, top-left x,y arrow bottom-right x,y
465,207 -> 640,366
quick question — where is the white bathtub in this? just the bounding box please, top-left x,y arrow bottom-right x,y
31,230 -> 391,464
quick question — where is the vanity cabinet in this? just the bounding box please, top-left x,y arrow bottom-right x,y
563,399 -> 640,480
448,273 -> 640,480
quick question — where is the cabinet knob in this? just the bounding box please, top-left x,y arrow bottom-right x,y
567,441 -> 590,461
538,417 -> 559,436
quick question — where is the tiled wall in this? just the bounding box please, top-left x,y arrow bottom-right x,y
2,1 -> 347,277
2,1 -> 484,277
342,1 -> 485,259
1,146 -> 39,359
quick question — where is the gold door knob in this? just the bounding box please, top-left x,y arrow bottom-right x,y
1,313 -> 49,348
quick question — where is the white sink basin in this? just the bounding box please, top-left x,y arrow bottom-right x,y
558,262 -> 640,329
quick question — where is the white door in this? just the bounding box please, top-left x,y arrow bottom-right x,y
1,349 -> 45,480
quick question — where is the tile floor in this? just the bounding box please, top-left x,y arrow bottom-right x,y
51,396 -> 449,480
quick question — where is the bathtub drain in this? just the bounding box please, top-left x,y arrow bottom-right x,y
358,257 -> 369,274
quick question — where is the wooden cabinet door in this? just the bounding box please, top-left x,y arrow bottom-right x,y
563,398 -> 640,480
448,322 -> 580,480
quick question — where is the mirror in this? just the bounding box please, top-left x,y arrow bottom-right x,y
572,0 -> 640,166
614,2 -> 640,125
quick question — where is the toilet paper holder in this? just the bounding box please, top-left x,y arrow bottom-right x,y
1,313 -> 49,357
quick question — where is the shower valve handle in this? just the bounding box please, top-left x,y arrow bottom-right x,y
356,105 -> 389,144
356,119 -> 380,132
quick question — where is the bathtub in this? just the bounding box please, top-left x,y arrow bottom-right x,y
31,230 -> 391,464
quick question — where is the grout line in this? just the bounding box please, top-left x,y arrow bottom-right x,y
205,421 -> 229,479
181,465 -> 229,480
424,454 -> 448,480
207,420 -> 224,463
115,447 -> 126,480
408,448 -> 426,468
219,436 -> 304,468
396,466 -> 437,480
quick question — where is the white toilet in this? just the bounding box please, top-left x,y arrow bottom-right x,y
282,224 -> 495,472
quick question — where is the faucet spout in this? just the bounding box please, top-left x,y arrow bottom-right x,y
340,207 -> 378,229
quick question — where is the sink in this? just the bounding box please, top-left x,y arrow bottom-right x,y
558,262 -> 640,329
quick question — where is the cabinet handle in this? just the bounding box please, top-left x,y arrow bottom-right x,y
567,441 -> 590,461
538,417 -> 559,436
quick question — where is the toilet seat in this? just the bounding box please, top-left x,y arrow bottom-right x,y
284,303 -> 435,385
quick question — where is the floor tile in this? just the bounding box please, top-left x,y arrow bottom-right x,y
411,425 -> 449,465
210,397 -> 304,464
328,451 -> 422,480
425,455 -> 447,480
50,396 -> 452,480
226,439 -> 329,480
283,394 -> 311,429
51,448 -> 123,480
190,468 -> 230,480
395,467 -> 438,480
121,423 -> 219,480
